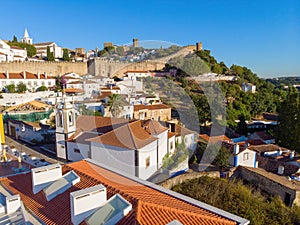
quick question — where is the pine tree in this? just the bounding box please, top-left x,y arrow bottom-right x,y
47,46 -> 55,61
63,49 -> 70,61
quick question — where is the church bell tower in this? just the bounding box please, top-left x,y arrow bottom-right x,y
55,95 -> 76,160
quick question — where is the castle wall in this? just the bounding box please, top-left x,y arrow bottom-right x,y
88,58 -> 165,77
0,61 -> 87,75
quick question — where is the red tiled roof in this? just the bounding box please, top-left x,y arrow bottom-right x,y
134,104 -> 171,111
248,144 -> 288,153
101,86 -> 120,91
174,124 -> 194,136
0,160 -> 236,224
247,139 -> 265,145
253,131 -> 274,141
11,46 -> 24,50
75,115 -> 132,134
87,120 -> 157,149
168,132 -> 176,138
0,71 -> 53,80
199,134 -> 232,143
64,88 -> 84,93
142,119 -> 168,135
33,42 -> 55,46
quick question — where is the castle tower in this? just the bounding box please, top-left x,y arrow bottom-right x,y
21,28 -> 32,45
133,38 -> 139,48
55,95 -> 76,160
196,42 -> 203,51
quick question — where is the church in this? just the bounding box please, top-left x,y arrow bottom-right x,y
55,96 -> 195,180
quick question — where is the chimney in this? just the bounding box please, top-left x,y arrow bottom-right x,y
23,71 -> 26,79
290,151 -> 295,159
278,166 -> 284,175
31,164 -> 62,194
70,185 -> 107,225
6,195 -> 21,214
6,70 -> 9,79
234,143 -> 240,154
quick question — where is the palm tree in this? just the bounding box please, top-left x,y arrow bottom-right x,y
108,94 -> 124,117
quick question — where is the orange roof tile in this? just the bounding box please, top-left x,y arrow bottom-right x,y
64,88 -> 84,93
0,160 -> 237,225
168,132 -> 176,138
75,115 -> 132,134
199,134 -> 232,143
142,120 -> 168,135
134,104 -> 171,111
87,120 -> 157,149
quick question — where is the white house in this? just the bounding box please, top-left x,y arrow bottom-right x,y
0,40 -> 27,62
222,142 -> 257,168
242,82 -> 256,93
6,119 -> 55,144
116,79 -> 143,92
34,42 -> 63,59
0,71 -> 55,92
123,70 -> 151,80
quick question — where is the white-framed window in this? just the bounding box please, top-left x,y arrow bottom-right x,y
243,152 -> 249,161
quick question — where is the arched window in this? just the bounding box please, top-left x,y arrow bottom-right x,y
68,111 -> 73,125
57,111 -> 63,127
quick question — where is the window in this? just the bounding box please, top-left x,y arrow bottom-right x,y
243,152 -> 249,161
68,111 -> 73,125
74,148 -> 80,153
145,157 -> 150,168
2,81 -> 6,86
170,141 -> 173,150
34,81 -> 37,86
57,111 -> 63,127
27,81 -> 31,86
48,81 -> 52,86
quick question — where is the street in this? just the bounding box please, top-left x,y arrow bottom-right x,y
4,135 -> 63,165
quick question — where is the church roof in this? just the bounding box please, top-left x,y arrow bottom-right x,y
87,120 -> 157,149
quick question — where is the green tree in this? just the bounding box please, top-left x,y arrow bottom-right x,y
47,46 -> 55,61
213,146 -> 230,169
7,42 -> 36,57
211,64 -> 222,74
38,85 -> 48,91
5,84 -> 16,93
108,94 -> 124,117
63,49 -> 70,61
17,82 -> 27,93
12,35 -> 18,42
277,91 -> 300,152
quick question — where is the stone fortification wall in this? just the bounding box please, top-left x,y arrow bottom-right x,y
0,61 -> 87,75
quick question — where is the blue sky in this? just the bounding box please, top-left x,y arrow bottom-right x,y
1,0 -> 300,78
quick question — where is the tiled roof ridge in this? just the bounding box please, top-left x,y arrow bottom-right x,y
127,121 -> 139,149
138,201 -> 236,224
63,163 -> 140,203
